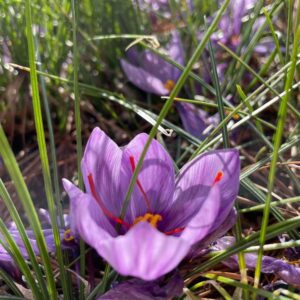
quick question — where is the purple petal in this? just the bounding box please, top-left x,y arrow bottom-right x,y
96,222 -> 190,281
64,183 -> 117,238
214,237 -> 300,286
230,0 -> 245,36
97,274 -> 183,300
0,253 -> 21,280
168,31 -> 185,65
122,133 -> 175,220
169,149 -> 240,243
254,39 -> 275,55
175,102 -> 207,139
125,47 -> 139,65
141,31 -> 184,82
176,186 -> 222,243
121,59 -> 169,95
81,127 -> 128,217
139,51 -> 179,84
63,178 -> 86,236
188,208 -> 237,259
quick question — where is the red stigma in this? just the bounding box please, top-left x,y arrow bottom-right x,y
164,227 -> 185,235
129,156 -> 152,212
88,173 -> 130,228
213,171 -> 224,186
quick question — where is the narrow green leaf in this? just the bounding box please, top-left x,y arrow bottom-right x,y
71,2 -> 85,298
0,269 -> 23,298
253,25 -> 300,293
0,179 -> 48,298
0,220 -> 41,299
25,0 -> 69,298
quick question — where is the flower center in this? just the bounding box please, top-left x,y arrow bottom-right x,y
133,213 -> 163,228
231,34 -> 240,47
88,173 -> 130,228
87,159 -> 186,236
164,79 -> 175,92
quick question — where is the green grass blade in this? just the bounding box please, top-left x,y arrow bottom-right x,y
26,0 -> 69,297
189,215 -> 300,275
219,41 -> 300,120
34,34 -> 64,227
240,196 -> 300,213
0,179 -> 48,298
71,1 -> 85,298
253,25 -> 300,292
0,126 -> 59,297
201,274 -> 289,300
207,27 -> 229,148
207,26 -> 248,298
0,269 -> 23,298
285,0 -> 293,63
240,178 -> 299,239
0,220 -> 42,299
263,8 -> 285,66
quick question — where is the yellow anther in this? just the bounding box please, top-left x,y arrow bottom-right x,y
133,213 -> 163,228
64,229 -> 74,242
164,80 -> 175,92
233,114 -> 240,120
225,110 -> 240,120
149,214 -> 162,227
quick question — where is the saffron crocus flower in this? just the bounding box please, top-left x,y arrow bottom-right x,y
63,127 -> 240,280
97,273 -> 183,300
213,236 -> 300,286
212,0 -> 273,53
121,31 -> 184,96
201,0 -> 274,82
121,31 -> 210,139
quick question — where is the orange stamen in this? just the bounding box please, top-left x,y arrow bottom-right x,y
213,171 -> 224,186
164,79 -> 175,92
88,173 -> 130,228
164,227 -> 185,235
129,156 -> 152,212
63,229 -> 74,242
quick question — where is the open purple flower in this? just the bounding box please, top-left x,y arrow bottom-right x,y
63,127 -> 240,280
121,31 -> 184,96
121,31 -> 210,139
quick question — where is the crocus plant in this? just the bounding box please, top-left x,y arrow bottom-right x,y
63,127 -> 240,280
121,31 -> 210,139
208,0 -> 274,81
